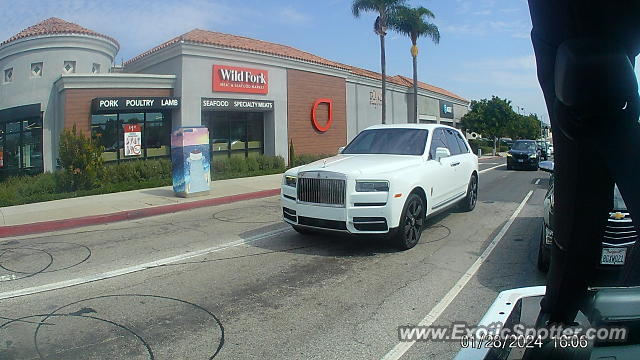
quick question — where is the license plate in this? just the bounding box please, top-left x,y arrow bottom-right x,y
601,247 -> 626,265
517,159 -> 523,163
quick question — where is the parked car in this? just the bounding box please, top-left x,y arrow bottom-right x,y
506,139 -> 541,170
547,142 -> 554,156
537,161 -> 637,286
281,124 -> 479,250
536,140 -> 549,160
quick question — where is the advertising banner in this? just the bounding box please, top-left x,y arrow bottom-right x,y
123,124 -> 142,156
171,127 -> 211,197
212,65 -> 268,94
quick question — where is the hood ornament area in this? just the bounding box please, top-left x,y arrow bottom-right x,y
322,159 -> 327,168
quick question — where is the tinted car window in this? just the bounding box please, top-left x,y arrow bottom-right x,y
342,128 -> 428,155
429,129 -> 449,159
455,132 -> 469,153
444,129 -> 462,155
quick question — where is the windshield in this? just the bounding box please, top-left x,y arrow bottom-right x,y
512,141 -> 537,151
342,128 -> 428,155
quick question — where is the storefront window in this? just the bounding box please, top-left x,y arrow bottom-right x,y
204,111 -> 264,158
91,112 -> 171,163
0,115 -> 43,177
144,113 -> 170,158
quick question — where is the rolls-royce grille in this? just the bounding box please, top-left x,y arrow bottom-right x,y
604,212 -> 637,245
297,178 -> 346,206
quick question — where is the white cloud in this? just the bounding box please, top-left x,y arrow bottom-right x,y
474,10 -> 492,16
278,7 -> 311,25
452,54 -> 548,117
0,0 -> 237,60
442,19 -> 530,39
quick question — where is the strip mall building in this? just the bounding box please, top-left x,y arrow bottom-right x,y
0,18 -> 469,176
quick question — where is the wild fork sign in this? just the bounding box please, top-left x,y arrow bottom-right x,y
213,65 -> 269,94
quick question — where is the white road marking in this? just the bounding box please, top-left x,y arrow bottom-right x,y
381,190 -> 534,360
0,274 -> 18,282
479,164 -> 504,174
0,227 -> 292,301
479,162 -> 499,165
535,179 -> 541,185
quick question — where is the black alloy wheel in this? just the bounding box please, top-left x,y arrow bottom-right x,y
392,193 -> 425,250
460,175 -> 478,212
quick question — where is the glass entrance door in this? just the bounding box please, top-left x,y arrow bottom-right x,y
205,111 -> 264,158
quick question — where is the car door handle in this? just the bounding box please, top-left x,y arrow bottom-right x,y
451,162 -> 460,167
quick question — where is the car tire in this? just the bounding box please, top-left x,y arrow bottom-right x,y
292,225 -> 314,235
459,174 -> 478,212
537,225 -> 550,273
507,162 -> 513,170
391,193 -> 425,250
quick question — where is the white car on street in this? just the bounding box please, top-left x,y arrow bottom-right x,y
281,124 -> 479,249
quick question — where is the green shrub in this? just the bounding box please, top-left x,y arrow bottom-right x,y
290,153 -> 332,167
58,125 -> 105,190
289,139 -> 295,167
101,158 -> 172,184
0,154 -> 286,207
246,156 -> 260,172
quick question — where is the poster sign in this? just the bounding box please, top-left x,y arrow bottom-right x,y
124,124 -> 142,156
212,65 -> 268,94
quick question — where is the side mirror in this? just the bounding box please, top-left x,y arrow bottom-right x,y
539,161 -> 554,173
338,146 -> 345,154
435,147 -> 451,162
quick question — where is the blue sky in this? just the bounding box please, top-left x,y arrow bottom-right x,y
2,0 -> 639,124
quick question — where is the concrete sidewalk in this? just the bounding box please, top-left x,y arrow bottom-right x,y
0,173 -> 283,237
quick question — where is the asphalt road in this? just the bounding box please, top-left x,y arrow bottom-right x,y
0,157 -> 549,360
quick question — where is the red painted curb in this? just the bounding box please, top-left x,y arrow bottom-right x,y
0,188 -> 281,238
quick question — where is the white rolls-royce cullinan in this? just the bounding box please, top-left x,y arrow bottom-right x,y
281,124 -> 479,250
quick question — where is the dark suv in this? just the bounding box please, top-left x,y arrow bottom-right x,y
537,161 -> 637,286
506,140 -> 541,170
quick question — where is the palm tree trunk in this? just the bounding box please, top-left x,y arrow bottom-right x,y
412,52 -> 418,123
380,33 -> 387,124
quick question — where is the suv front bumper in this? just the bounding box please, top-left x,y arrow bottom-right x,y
281,185 -> 403,234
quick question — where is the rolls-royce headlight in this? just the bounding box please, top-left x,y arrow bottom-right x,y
356,181 -> 389,192
284,175 -> 297,187
530,153 -> 537,158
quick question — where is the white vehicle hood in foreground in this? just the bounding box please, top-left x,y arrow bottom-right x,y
293,154 -> 424,178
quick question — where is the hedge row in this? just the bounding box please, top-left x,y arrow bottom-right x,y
0,155 -> 286,207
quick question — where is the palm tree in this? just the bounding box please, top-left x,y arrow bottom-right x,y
389,5 -> 440,123
352,0 -> 406,124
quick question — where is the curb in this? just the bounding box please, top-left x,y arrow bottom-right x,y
479,155 -> 502,160
0,188 -> 280,238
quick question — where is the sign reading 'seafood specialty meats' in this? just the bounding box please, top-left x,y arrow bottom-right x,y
213,65 -> 268,94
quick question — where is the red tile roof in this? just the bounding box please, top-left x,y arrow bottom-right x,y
0,17 -> 119,49
125,29 -> 348,69
126,28 -> 467,102
393,75 -> 468,102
